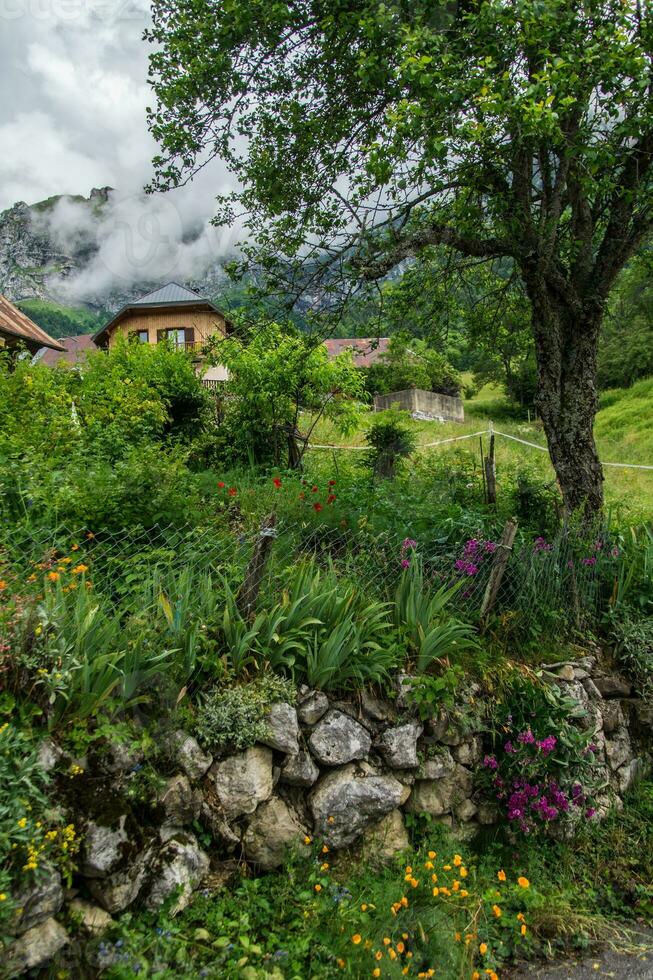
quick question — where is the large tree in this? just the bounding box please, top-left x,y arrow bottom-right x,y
147,0 -> 653,516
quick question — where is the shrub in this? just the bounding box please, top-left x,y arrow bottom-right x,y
366,408 -> 416,479
194,674 -> 296,753
609,614 -> 653,700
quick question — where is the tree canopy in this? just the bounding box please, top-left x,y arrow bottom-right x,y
147,0 -> 653,516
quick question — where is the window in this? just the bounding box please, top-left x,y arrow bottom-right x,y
166,329 -> 186,347
137,330 -> 148,343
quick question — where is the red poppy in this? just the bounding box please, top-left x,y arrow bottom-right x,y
272,477 -> 282,489
327,494 -> 336,504
311,485 -> 318,493
328,479 -> 336,486
217,481 -> 226,489
228,487 -> 237,496
313,502 -> 323,512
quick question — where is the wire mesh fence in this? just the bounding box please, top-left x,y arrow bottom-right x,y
0,512 -> 614,638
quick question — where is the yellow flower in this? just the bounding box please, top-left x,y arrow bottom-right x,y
492,905 -> 502,918
409,878 -> 419,888
521,924 -> 527,936
388,949 -> 397,961
473,974 -> 481,980
71,544 -> 79,551
375,951 -> 383,960
383,938 -> 391,946
460,889 -> 469,897
0,894 -> 6,901
460,867 -> 468,878
424,861 -> 434,870
453,854 -> 462,866
372,970 -> 381,978
400,896 -> 408,907
402,970 -> 409,976
454,932 -> 461,942
352,934 -> 362,945
47,572 -> 59,582
17,818 -> 27,829
517,912 -> 526,923
479,943 -> 488,955
337,960 -> 345,970
405,866 -> 412,874
396,941 -> 405,953
432,887 -> 439,897
517,876 -> 530,889
361,903 -> 368,911
497,869 -> 506,882
72,564 -> 89,575
452,880 -> 460,892
428,850 -> 436,859
320,863 -> 329,871
27,573 -> 37,582
328,815 -> 335,824
59,557 -> 72,565
314,884 -> 321,892
443,864 -> 452,871
303,836 -> 312,845
322,845 -> 329,854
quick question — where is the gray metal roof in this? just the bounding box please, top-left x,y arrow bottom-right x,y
131,282 -> 205,306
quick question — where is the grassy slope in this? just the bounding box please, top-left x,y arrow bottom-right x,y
310,380 -> 653,520
17,299 -> 107,339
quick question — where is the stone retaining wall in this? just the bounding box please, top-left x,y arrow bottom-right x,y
7,656 -> 651,976
373,387 -> 465,423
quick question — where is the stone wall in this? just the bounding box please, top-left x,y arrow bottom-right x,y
7,656 -> 651,976
373,388 -> 465,423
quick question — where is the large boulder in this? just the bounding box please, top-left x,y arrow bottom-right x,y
5,918 -> 68,979
297,691 -> 329,726
261,702 -> 300,755
376,721 -> 423,769
605,729 -> 633,772
81,816 -> 130,878
310,764 -> 406,848
208,746 -> 274,821
160,774 -> 202,826
594,675 -> 632,699
12,870 -> 63,935
170,730 -> 213,781
144,833 -> 210,914
405,764 -> 474,818
361,809 -> 409,862
280,750 -> 320,788
308,710 -> 371,766
242,797 -> 310,870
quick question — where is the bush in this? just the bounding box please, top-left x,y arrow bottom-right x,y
366,409 -> 416,479
609,614 -> 653,700
195,674 -> 296,753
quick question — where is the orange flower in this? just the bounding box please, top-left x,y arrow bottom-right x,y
72,564 -> 88,575
47,572 -> 59,582
86,532 -> 94,539
492,905 -> 502,918
396,942 -> 405,954
517,876 -> 530,889
0,580 -> 7,590
453,854 -> 462,866
352,935 -> 362,945
479,943 -> 488,955
497,870 -> 506,882
372,970 -> 381,979
375,951 -> 383,961
521,924 -> 527,936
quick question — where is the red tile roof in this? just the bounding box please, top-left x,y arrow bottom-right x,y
324,337 -> 390,368
39,333 -> 98,366
0,295 -> 65,352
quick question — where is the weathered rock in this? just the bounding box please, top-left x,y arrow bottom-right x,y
617,757 -> 644,795
12,870 -> 63,935
69,898 -> 113,936
242,797 -> 310,870
104,738 -> 144,774
200,803 -> 241,851
160,774 -> 202,826
556,665 -> 576,682
361,689 -> 393,722
439,726 -> 463,747
144,833 -> 210,913
208,746 -> 274,821
605,730 -> 633,772
81,816 -> 129,878
582,677 -> 604,701
88,847 -> 153,913
261,702 -> 300,755
476,801 -> 499,825
455,798 -> 478,822
36,738 -> 64,774
308,710 -> 371,766
310,764 -> 406,848
452,737 -> 483,767
405,764 -> 474,818
376,721 -> 423,769
594,675 -> 632,699
280,750 -> 320,787
362,809 -> 409,861
600,701 -> 625,735
171,730 -> 213,781
633,701 -> 653,731
395,673 -> 418,710
424,710 -> 449,741
418,750 -> 455,780
5,917 -> 68,979
297,691 -> 329,726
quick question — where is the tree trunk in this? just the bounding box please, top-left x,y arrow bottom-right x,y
529,288 -> 604,519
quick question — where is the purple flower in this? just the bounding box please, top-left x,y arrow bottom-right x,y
401,538 -> 417,551
483,754 -> 498,770
400,558 -> 410,569
582,556 -> 597,566
504,740 -> 516,754
484,540 -> 497,553
611,546 -> 619,558
534,536 -> 552,552
585,807 -> 597,819
518,730 -> 536,745
464,538 -> 481,557
536,735 -> 557,756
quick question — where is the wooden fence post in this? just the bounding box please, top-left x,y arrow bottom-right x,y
484,423 -> 497,506
237,512 -> 277,616
479,518 -> 518,625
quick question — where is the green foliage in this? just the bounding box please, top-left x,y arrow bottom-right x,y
609,615 -> 653,700
16,299 -> 107,340
194,674 -> 296,753
394,560 -> 479,672
206,319 -> 365,468
366,409 -> 416,479
599,250 -> 653,390
364,334 -> 460,398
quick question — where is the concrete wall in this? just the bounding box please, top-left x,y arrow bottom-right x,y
373,387 -> 464,423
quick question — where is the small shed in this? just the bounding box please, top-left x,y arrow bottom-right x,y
374,387 -> 464,423
0,295 -> 65,358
